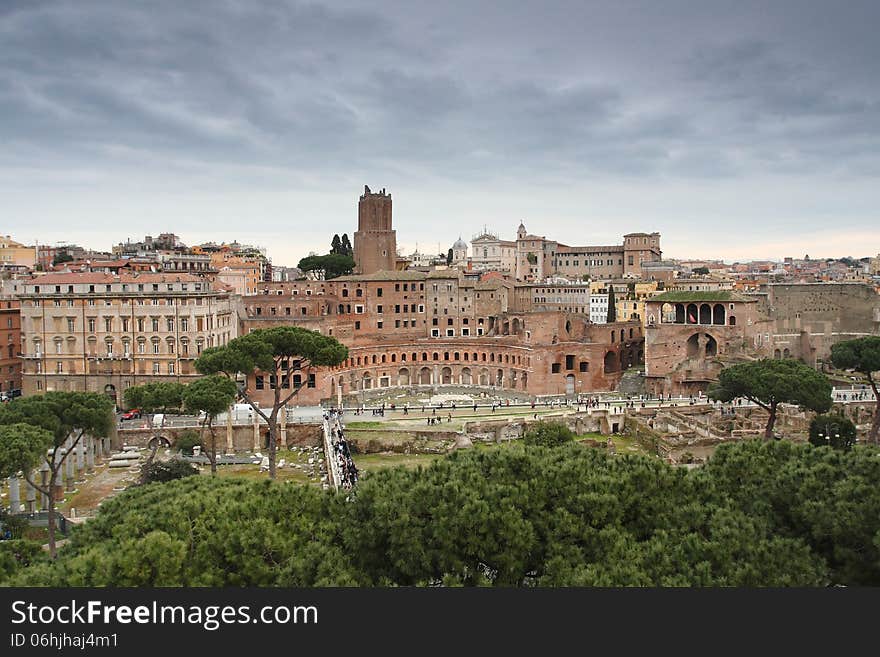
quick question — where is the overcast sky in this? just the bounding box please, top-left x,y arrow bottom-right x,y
2,0 -> 878,266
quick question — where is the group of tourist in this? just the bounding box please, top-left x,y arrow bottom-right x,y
326,408 -> 358,489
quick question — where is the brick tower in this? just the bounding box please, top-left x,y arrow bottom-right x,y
353,185 -> 396,274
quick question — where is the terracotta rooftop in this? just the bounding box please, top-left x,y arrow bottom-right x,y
26,272 -> 204,285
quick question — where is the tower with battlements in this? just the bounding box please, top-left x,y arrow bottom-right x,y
353,186 -> 396,275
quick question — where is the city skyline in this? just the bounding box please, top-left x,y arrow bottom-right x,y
2,1 -> 879,265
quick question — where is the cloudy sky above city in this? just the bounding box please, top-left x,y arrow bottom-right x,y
2,0 -> 878,266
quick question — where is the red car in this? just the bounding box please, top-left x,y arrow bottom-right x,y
121,409 -> 141,420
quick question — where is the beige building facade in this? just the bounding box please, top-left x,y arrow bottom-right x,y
18,272 -> 237,406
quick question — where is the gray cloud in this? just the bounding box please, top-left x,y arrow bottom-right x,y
1,1 -> 878,261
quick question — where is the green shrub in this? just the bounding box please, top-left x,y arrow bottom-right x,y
809,413 -> 857,449
140,458 -> 199,484
172,430 -> 202,456
523,421 -> 574,447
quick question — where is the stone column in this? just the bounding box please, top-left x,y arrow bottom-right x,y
64,447 -> 75,492
226,405 -> 235,455
85,436 -> 95,472
75,437 -> 86,481
25,477 -> 37,514
253,411 -> 261,451
279,406 -> 287,451
7,476 -> 20,514
39,461 -> 51,511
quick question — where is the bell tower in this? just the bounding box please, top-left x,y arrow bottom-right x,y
353,185 -> 397,274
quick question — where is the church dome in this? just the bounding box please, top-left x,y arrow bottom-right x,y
453,237 -> 468,250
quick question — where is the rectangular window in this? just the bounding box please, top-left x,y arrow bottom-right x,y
153,362 -> 160,374
431,329 -> 440,337
461,328 -> 470,336
104,318 -> 112,332
565,355 -> 575,370
153,343 -> 160,354
579,362 -> 589,372
167,319 -> 174,331
377,321 -> 383,329
377,288 -> 383,297
377,305 -> 383,314
88,318 -> 96,333
551,363 -> 561,374
67,319 -> 75,332
446,329 -> 454,336
354,321 -> 361,330
255,375 -> 264,390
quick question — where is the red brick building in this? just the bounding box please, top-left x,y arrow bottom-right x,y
0,297 -> 22,395
241,271 -> 643,407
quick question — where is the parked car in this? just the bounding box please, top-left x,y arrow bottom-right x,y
121,409 -> 141,420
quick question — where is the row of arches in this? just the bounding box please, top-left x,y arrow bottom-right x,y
334,366 -> 531,392
660,303 -> 735,326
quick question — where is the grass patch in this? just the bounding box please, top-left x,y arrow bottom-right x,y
356,452 -> 443,472
212,465 -> 312,484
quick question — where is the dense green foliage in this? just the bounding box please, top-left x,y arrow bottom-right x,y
0,540 -> 46,581
809,414 -> 857,450
522,421 -> 575,447
831,336 -> 880,443
6,441 -> 878,587
0,424 -> 53,479
1,509 -> 29,539
123,382 -> 185,417
330,234 -> 353,257
297,254 -> 355,279
709,359 -> 833,438
696,441 -> 880,585
140,458 -> 199,484
172,430 -> 202,456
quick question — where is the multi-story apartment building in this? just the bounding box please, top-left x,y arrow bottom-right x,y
17,272 -> 237,406
0,296 -> 22,395
513,223 -> 662,282
0,236 -> 37,269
